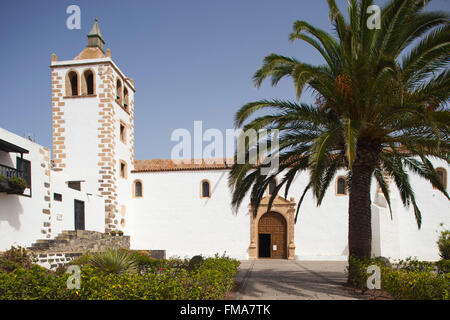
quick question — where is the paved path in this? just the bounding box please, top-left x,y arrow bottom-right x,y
234,260 -> 365,300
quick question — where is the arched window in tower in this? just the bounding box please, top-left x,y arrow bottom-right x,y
435,168 -> 447,190
82,69 -> 95,95
123,87 -> 129,110
133,180 -> 143,198
66,71 -> 79,96
201,180 -> 211,198
116,79 -> 123,105
336,176 -> 347,195
268,178 -> 277,196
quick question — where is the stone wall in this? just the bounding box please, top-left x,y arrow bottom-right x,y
29,230 -> 130,270
33,252 -> 83,270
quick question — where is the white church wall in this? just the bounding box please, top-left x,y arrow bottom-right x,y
284,170 -> 350,260
0,128 -> 50,251
393,159 -> 449,261
50,170 -> 105,237
130,170 -> 251,260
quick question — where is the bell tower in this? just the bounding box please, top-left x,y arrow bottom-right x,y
50,18 -> 135,232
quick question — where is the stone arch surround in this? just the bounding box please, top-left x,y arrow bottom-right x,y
249,195 -> 296,260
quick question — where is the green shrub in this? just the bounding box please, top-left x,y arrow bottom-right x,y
347,256 -> 449,300
0,174 -> 5,182
8,177 -> 27,190
435,260 -> 450,276
383,269 -> 449,300
0,246 -> 33,272
346,256 -> 388,289
437,229 -> 450,260
0,254 -> 240,300
188,255 -> 204,272
89,249 -> 137,275
129,251 -> 164,273
396,257 -> 435,272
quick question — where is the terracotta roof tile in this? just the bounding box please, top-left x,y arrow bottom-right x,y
132,158 -> 235,172
74,47 -> 106,60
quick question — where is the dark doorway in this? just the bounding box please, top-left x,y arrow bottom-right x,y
74,200 -> 85,230
258,212 -> 287,259
258,233 -> 271,258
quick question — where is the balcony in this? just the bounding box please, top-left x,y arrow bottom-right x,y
0,163 -> 26,194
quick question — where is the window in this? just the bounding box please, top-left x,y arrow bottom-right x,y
435,168 -> 447,189
123,87 -> 129,110
133,180 -> 143,198
336,177 -> 347,195
82,69 -> 95,95
116,79 -> 123,105
120,122 -> 126,144
16,157 -> 31,189
120,161 -> 127,179
68,181 -> 81,191
66,71 -> 79,96
201,180 -> 211,198
268,178 -> 277,196
54,193 -> 62,202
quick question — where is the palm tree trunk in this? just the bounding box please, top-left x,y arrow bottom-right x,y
348,163 -> 374,261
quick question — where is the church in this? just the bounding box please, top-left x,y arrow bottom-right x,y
0,20 -> 448,262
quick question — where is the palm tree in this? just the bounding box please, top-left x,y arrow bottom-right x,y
229,0 -> 449,282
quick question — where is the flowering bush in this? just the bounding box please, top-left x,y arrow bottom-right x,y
0,253 -> 240,300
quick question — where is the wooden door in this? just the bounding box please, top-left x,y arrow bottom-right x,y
74,200 -> 85,230
258,212 -> 287,259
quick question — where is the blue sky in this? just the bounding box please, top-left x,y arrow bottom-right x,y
0,0 -> 448,159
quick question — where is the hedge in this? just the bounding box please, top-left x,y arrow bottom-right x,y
347,256 -> 450,300
0,253 -> 240,300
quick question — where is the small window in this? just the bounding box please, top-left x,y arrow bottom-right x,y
201,180 -> 211,198
123,87 -> 129,110
82,69 -> 94,95
336,177 -> 347,195
120,161 -> 127,179
435,168 -> 447,189
54,193 -> 62,202
134,180 -> 143,198
120,122 -> 126,144
116,79 -> 123,105
68,181 -> 81,191
268,178 -> 277,196
67,71 -> 78,96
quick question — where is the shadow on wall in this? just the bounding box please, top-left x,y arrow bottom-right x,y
0,194 -> 24,230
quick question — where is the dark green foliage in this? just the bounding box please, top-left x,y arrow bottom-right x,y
188,255 -> 204,272
437,229 -> 450,260
436,259 -> 450,275
347,256 -> 450,299
8,177 -> 27,190
0,246 -> 33,272
88,249 -> 138,274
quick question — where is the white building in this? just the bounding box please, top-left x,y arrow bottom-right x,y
0,20 -> 448,261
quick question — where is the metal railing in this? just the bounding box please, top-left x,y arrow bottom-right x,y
0,163 -> 24,179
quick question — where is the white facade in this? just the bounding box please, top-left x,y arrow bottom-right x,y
0,128 -> 105,251
0,23 -> 448,261
129,165 -> 449,261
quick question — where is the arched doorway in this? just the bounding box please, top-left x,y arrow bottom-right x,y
258,212 -> 287,259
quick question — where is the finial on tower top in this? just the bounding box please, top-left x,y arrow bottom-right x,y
87,17 -> 105,52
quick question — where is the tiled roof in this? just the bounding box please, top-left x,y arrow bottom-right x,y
132,158 -> 235,172
74,47 -> 105,60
